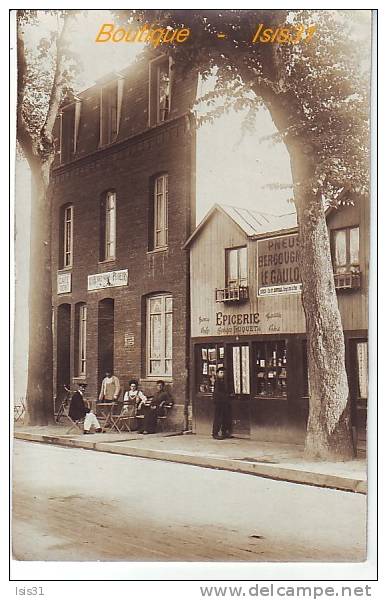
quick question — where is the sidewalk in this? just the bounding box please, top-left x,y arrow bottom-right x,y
13,423 -> 367,494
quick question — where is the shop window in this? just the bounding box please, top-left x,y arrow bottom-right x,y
146,294 -> 172,377
150,174 -> 168,250
196,343 -> 225,394
100,191 -> 116,260
356,341 -> 368,400
99,78 -> 124,146
75,303 -> 87,377
149,56 -> 172,126
254,341 -> 287,398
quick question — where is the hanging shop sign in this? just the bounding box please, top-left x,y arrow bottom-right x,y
57,272 -> 71,294
257,234 -> 302,296
87,269 -> 128,291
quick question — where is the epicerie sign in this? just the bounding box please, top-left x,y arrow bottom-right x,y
57,272 -> 71,294
257,234 -> 302,296
87,269 -> 128,291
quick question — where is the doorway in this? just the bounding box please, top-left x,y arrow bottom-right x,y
228,343 -> 251,438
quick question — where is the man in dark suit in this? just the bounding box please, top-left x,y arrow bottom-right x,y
69,383 -> 103,434
212,367 -> 232,439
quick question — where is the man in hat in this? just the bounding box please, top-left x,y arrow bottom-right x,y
99,370 -> 121,402
69,383 -> 103,434
212,367 -> 232,440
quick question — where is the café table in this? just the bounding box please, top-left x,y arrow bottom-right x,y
96,402 -> 117,432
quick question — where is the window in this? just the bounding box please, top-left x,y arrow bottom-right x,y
331,226 -> 360,274
153,174 -> 168,249
99,78 -> 123,146
226,246 -> 248,288
101,192 -> 116,260
63,205 -> 73,268
75,304 -> 87,377
147,294 -> 173,377
60,100 -> 81,163
149,57 -> 172,126
356,341 -> 368,400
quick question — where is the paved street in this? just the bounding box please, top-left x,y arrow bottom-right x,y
12,440 -> 366,562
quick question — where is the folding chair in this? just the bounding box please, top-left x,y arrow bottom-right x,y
64,413 -> 84,434
14,398 -> 26,422
108,404 -> 132,433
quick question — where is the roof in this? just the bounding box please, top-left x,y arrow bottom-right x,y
183,203 -> 298,248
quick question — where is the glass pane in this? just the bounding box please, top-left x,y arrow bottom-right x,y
334,230 -> 347,271
233,346 -> 241,394
165,359 -> 172,376
165,313 -> 172,359
228,249 -> 238,284
241,346 -> 250,394
350,227 -> 360,266
150,298 -> 162,313
239,247 -> 248,283
150,360 -> 161,375
357,342 -> 368,399
165,296 -> 173,312
156,177 -> 163,194
150,314 -> 162,358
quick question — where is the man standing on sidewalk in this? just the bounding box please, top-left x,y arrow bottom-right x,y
212,367 -> 232,440
99,370 -> 120,403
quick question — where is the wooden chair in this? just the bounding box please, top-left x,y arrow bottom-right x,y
107,403 -> 133,433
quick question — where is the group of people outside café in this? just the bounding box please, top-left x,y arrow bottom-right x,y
68,371 -> 174,435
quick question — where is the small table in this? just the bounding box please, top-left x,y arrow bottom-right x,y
96,402 -> 117,432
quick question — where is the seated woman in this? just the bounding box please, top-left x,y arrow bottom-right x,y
122,379 -> 147,429
140,380 -> 174,434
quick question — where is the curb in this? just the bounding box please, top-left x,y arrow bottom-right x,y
14,432 -> 367,494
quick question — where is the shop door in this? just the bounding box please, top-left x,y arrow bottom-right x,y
228,344 -> 251,438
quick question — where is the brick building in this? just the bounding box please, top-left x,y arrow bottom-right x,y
51,53 -> 197,428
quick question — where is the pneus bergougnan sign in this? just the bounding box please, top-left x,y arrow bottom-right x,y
257,234 -> 302,296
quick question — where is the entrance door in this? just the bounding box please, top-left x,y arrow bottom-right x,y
228,344 -> 251,438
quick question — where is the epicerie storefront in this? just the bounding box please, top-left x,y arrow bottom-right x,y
186,203 -> 368,443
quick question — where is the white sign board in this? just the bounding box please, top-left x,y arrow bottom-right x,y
87,269 -> 128,291
57,272 -> 72,294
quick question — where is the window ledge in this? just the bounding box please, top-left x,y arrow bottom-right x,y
147,246 -> 168,255
98,258 -> 116,265
58,266 -> 72,272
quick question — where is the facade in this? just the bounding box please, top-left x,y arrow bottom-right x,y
51,53 -> 197,428
185,201 -> 369,443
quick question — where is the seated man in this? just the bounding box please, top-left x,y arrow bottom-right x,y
139,380 -> 174,434
69,383 -> 103,435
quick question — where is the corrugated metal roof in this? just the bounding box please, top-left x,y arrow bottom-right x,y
218,204 -> 298,236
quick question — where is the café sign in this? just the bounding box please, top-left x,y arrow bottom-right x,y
257,234 -> 302,296
88,269 -> 128,291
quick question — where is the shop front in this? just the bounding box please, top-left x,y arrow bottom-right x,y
185,202 -> 369,444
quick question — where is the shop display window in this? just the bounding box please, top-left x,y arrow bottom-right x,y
196,343 -> 224,394
254,341 -> 287,398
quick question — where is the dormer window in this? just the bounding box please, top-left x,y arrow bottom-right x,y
149,56 -> 172,126
99,76 -> 124,146
60,99 -> 81,163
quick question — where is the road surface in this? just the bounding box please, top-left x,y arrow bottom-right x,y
12,440 -> 366,562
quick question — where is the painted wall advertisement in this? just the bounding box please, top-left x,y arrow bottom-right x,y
257,234 -> 302,296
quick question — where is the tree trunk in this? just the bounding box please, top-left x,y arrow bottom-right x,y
290,148 -> 354,460
25,163 -> 54,425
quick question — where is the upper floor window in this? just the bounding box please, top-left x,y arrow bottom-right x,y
101,191 -> 116,261
146,294 -> 173,378
63,205 -> 73,268
99,77 -> 124,146
149,56 -> 172,126
331,226 -> 360,274
153,174 -> 168,250
226,246 -> 248,288
60,99 -> 81,164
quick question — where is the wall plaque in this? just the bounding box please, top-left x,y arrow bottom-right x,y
57,272 -> 71,294
87,269 -> 128,291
